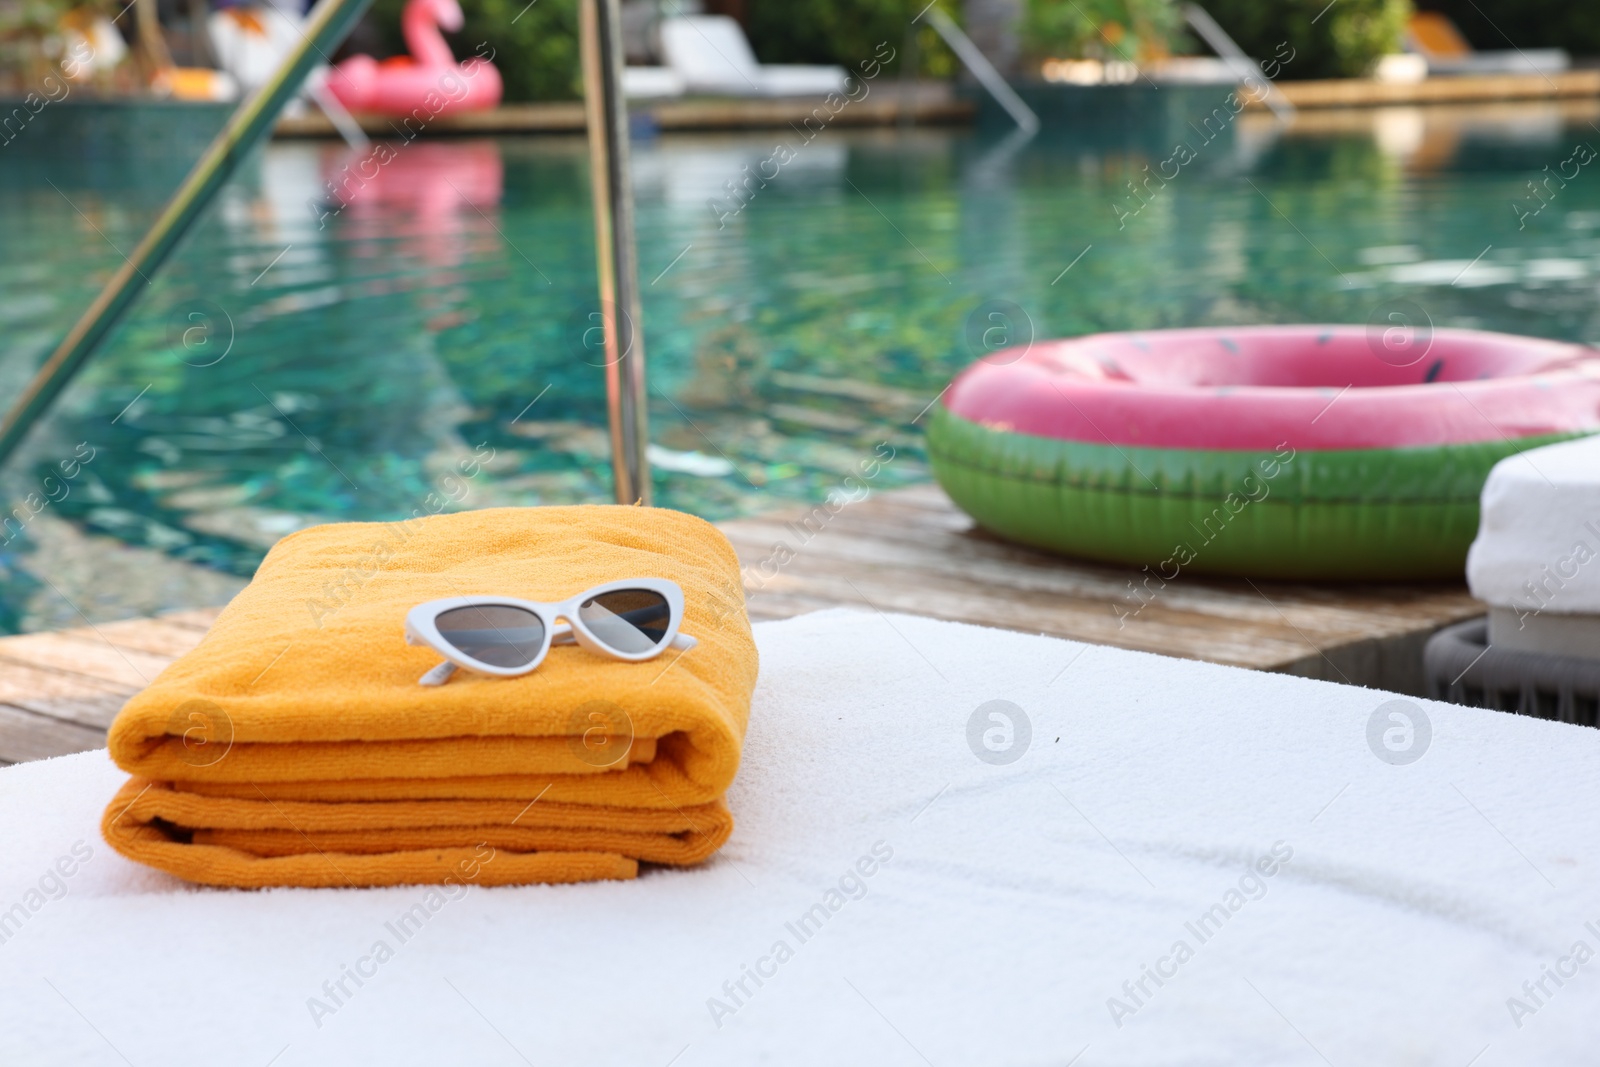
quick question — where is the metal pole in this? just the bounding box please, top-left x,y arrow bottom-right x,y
580,0 -> 651,506
0,0 -> 375,471
921,7 -> 1039,136
1182,3 -> 1295,120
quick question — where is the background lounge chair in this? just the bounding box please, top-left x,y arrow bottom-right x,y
656,15 -> 848,97
1405,12 -> 1569,76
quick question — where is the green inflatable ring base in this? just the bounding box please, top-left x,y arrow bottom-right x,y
926,406 -> 1587,581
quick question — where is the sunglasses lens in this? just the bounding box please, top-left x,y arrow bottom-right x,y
434,605 -> 546,668
578,589 -> 671,654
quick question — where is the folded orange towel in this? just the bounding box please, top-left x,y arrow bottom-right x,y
101,505 -> 756,888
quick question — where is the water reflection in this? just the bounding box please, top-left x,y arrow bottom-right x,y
328,139 -> 506,271
1240,98 -> 1599,171
2,100 -> 1600,628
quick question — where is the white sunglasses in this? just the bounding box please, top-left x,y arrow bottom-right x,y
404,578 -> 698,686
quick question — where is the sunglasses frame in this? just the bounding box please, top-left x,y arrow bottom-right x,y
404,577 -> 694,683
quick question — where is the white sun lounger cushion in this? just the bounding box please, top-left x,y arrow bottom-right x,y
4,610 -> 1599,1063
660,16 -> 847,97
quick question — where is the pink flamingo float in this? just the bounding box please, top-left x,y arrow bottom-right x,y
327,0 -> 501,116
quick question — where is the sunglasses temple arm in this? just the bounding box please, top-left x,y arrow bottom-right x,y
418,660 -> 458,686
671,632 -> 698,650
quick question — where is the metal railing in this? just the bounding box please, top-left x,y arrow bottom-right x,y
920,7 -> 1040,135
0,0 -> 375,468
0,0 -> 653,506
580,0 -> 651,505
1183,3 -> 1295,120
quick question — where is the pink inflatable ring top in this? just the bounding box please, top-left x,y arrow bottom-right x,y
927,325 -> 1600,579
944,325 -> 1600,451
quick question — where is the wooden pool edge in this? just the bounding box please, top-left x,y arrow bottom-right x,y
273,90 -> 976,138
269,71 -> 1600,139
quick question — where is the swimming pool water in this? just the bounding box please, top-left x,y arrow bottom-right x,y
3,99 -> 1600,630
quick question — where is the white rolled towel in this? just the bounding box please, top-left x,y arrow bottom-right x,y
1466,433 -> 1600,651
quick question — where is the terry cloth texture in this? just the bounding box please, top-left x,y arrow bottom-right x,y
1467,433 -> 1600,613
101,506 -> 756,888
8,610 -> 1600,1064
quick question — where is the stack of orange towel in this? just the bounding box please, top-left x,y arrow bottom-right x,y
101,506 -> 757,888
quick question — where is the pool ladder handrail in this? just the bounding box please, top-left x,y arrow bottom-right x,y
918,6 -> 1039,136
1183,3 -> 1296,121
0,0 -> 375,472
0,0 -> 655,509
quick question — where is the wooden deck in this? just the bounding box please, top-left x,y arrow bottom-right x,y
1272,69 -> 1600,109
272,71 -> 1600,139
720,484 -> 1482,689
274,85 -> 975,138
0,484 -> 1483,766
0,609 -> 222,766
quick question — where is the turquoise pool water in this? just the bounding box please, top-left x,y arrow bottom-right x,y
3,99 -> 1600,629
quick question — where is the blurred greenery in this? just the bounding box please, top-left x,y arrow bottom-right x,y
1419,0 -> 1600,54
0,0 -> 79,46
1202,0 -> 1410,79
0,0 -> 107,86
13,99 -> 1600,626
359,0 -> 1423,101
367,0 -> 956,102
369,0 -> 583,102
1020,0 -> 1186,62
744,0 -> 956,77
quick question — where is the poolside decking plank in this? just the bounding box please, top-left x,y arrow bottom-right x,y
0,485 -> 1484,764
1274,70 -> 1600,109
268,73 -> 1600,143
0,663 -> 131,729
87,617 -> 228,657
273,85 -> 976,138
718,483 -> 1483,688
155,609 -> 226,630
0,704 -> 109,764
735,565 -> 1323,669
0,631 -> 176,690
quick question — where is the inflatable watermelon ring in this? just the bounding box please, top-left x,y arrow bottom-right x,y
927,326 -> 1600,580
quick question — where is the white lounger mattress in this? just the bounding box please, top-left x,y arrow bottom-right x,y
2,609 -> 1598,1064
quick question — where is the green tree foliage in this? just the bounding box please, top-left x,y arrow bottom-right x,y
365,0 -> 965,101
745,0 -> 955,76
1020,0 -> 1185,62
0,0 -> 110,85
367,0 -> 582,102
1202,0 -> 1410,79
